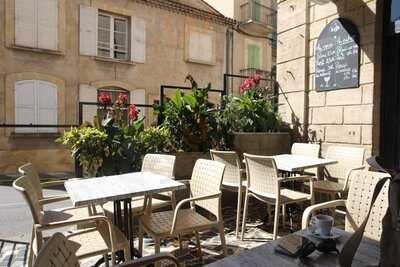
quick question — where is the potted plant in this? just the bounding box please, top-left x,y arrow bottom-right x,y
156,75 -> 220,179
218,74 -> 291,156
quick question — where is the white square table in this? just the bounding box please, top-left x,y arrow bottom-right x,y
273,154 -> 338,174
65,171 -> 185,260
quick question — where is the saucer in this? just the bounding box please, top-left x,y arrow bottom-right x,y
307,228 -> 342,240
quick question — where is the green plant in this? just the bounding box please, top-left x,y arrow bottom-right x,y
57,127 -> 108,177
136,126 -> 174,154
157,75 -> 219,152
218,75 -> 280,134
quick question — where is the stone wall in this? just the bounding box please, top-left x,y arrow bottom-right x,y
276,0 -> 382,157
0,0 -> 229,175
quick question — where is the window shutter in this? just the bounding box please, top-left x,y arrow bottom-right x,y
15,81 -> 36,133
247,44 -> 261,69
37,0 -> 58,50
131,17 -> 146,63
37,81 -> 58,133
79,5 -> 98,56
79,84 -> 98,124
15,0 -> 36,47
130,89 -> 145,120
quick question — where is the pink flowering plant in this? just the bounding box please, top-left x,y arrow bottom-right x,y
218,74 -> 280,138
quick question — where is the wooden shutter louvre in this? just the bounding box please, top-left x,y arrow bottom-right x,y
131,17 -> 146,63
37,0 -> 58,50
15,81 -> 36,133
37,81 -> 58,133
80,5 -> 98,56
15,0 -> 36,47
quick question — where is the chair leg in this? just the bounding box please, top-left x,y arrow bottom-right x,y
194,231 -> 203,261
155,237 -> 161,267
178,234 -> 184,253
218,224 -> 228,256
236,187 -> 243,238
267,204 -> 273,225
273,202 -> 280,240
111,251 -> 116,266
138,222 -> 144,256
282,204 -> 286,229
27,226 -> 35,267
240,191 -> 249,241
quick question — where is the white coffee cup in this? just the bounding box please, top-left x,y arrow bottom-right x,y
311,214 -> 333,236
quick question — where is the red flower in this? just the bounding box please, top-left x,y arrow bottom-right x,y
98,92 -> 112,106
128,104 -> 139,121
253,74 -> 262,83
239,78 -> 255,94
117,93 -> 128,104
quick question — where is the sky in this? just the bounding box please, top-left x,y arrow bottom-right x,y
203,0 -> 234,18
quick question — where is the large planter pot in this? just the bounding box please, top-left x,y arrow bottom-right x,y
171,151 -> 210,180
233,132 -> 291,156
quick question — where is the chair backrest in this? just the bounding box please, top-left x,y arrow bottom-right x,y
33,232 -> 80,267
13,175 -> 44,224
141,154 -> 176,178
244,153 -> 279,197
18,163 -> 43,199
210,150 -> 241,187
291,143 -> 320,157
345,170 -> 390,241
325,146 -> 365,184
190,159 -> 225,218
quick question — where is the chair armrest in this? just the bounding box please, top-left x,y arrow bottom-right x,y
39,195 -> 70,205
301,199 -> 346,229
118,253 -> 181,267
35,215 -> 110,231
171,193 -> 221,235
277,175 -> 314,184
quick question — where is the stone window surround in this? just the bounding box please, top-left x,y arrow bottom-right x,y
5,72 -> 66,136
5,0 -> 66,55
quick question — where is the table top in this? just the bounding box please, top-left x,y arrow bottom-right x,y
205,228 -> 379,267
273,154 -> 337,172
65,172 -> 186,207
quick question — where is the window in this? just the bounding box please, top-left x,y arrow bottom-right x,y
186,28 -> 215,64
97,88 -> 130,121
252,0 -> 261,22
14,0 -> 58,50
97,12 -> 129,60
15,80 -> 58,133
247,43 -> 261,69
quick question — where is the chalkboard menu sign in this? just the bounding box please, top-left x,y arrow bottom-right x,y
315,18 -> 360,92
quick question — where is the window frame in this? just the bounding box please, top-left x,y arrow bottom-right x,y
97,11 -> 130,61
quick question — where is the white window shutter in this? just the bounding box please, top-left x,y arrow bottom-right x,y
79,5 -> 97,56
130,89 -> 145,120
37,81 -> 58,133
15,0 -> 36,47
131,17 -> 146,63
79,84 -> 98,124
15,81 -> 36,133
37,0 -> 58,50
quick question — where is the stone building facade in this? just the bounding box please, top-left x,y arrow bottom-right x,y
276,0 -> 382,158
0,0 -> 233,174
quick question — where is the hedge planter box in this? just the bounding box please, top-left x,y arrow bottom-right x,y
233,132 -> 291,157
171,152 -> 210,180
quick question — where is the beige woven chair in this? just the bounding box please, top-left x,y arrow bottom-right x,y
18,163 -> 70,205
241,153 -> 314,240
291,143 -> 321,175
102,154 -> 177,218
310,146 -> 365,199
210,150 -> 244,238
13,175 -> 130,266
138,159 -> 227,263
33,232 -> 181,267
302,170 -> 390,241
